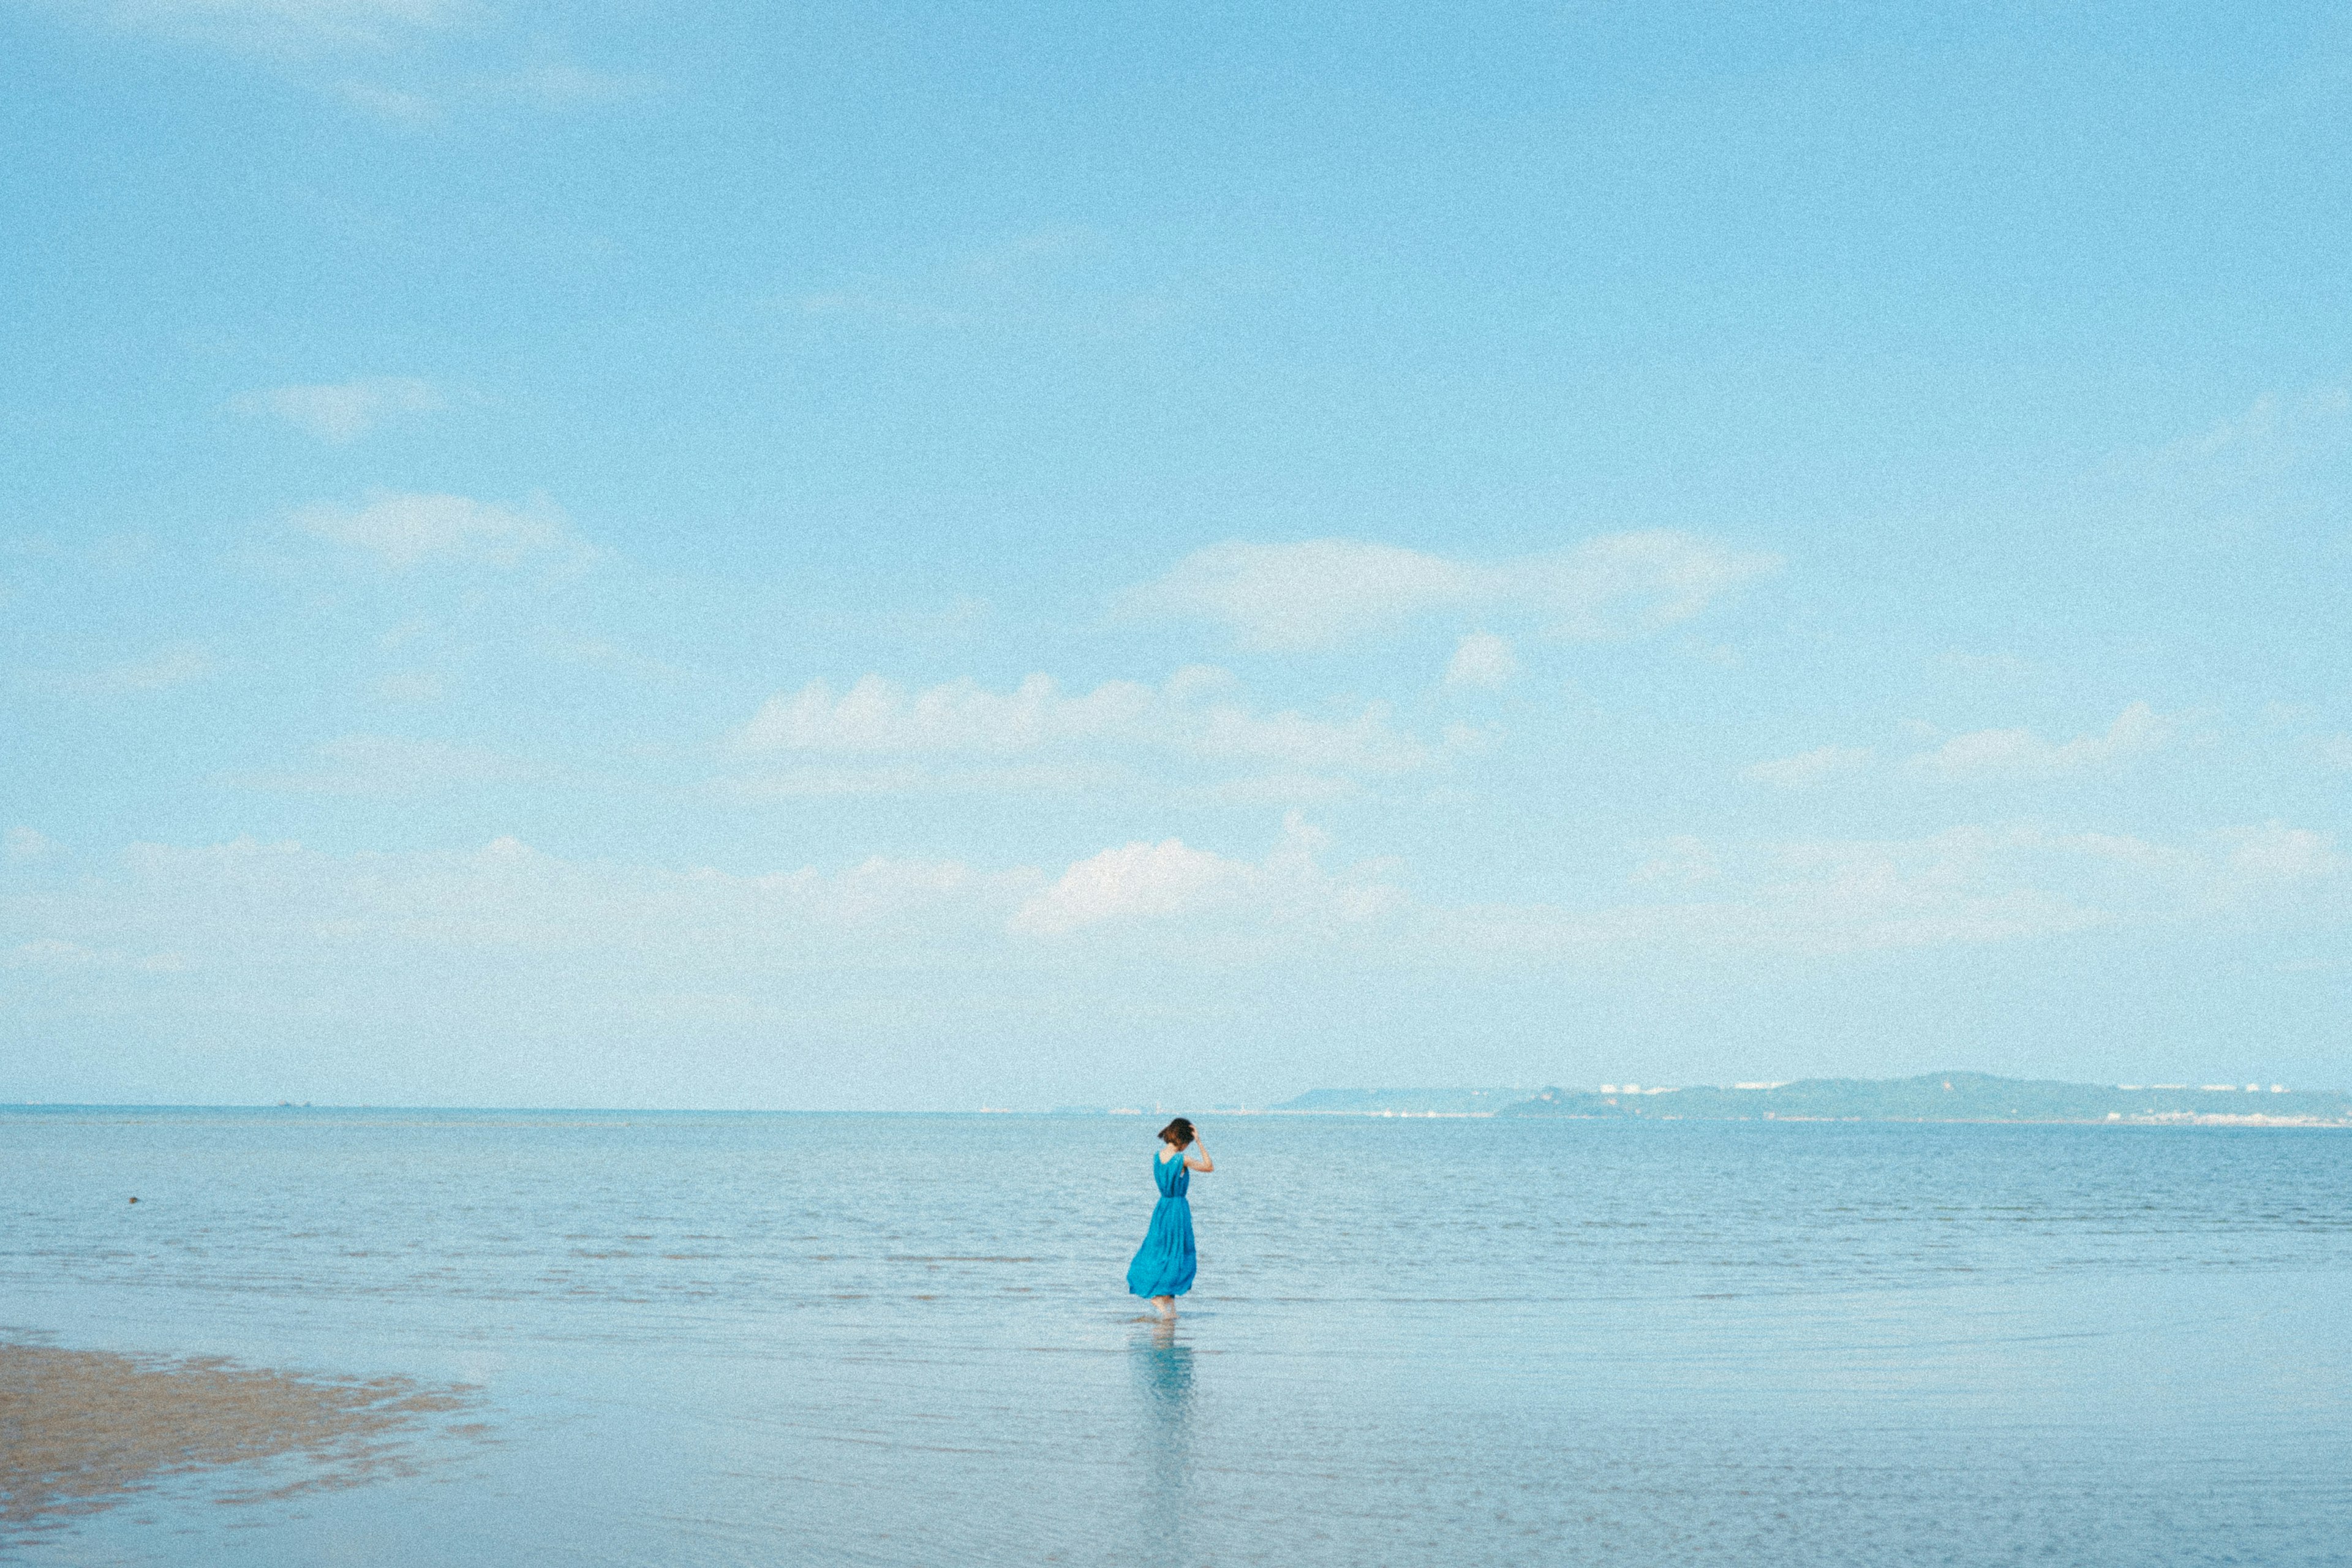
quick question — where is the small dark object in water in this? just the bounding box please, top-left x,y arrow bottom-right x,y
127,1197 -> 137,1205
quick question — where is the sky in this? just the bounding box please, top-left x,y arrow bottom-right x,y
3,0 -> 2349,1109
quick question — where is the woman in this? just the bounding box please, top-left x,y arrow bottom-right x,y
1126,1117 -> 1212,1319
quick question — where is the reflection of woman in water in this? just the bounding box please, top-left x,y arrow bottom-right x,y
1132,1320 -> 1196,1559
1126,1117 -> 1212,1319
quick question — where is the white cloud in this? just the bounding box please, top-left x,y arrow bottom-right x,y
1126,532 -> 1779,650
4,818 -> 2339,1041
712,761 -> 2337,958
1,821 -> 1412,1003
730,668 -> 1434,778
1741,745 -> 1872,788
1909,702 -> 2173,780
2318,735 -> 2352,772
1010,815 -> 1401,937
228,734 -> 535,796
234,377 -> 439,442
1011,838 -> 1244,936
1444,632 -> 1519,688
297,491 -> 592,571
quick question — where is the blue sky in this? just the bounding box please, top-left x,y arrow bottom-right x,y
4,0 -> 2349,1107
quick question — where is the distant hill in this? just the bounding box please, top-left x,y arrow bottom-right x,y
1272,1087 -> 1526,1115
1499,1072 -> 2352,1125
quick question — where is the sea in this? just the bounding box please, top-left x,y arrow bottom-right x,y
4,1107 -> 2348,1566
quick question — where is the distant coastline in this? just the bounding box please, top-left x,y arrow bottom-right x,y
1262,1073 -> 2352,1126
9,1078 -> 2345,1126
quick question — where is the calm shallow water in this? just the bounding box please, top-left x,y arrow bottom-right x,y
4,1108 -> 2349,1566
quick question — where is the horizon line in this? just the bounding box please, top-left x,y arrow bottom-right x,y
6,1071 -> 2346,1117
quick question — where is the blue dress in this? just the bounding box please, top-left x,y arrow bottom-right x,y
1126,1150 -> 1197,1298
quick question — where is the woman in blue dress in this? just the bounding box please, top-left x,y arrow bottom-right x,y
1127,1117 -> 1213,1319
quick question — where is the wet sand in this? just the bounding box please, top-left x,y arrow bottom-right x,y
0,1341 -> 478,1539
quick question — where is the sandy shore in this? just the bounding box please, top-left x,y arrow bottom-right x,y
0,1341 -> 478,1537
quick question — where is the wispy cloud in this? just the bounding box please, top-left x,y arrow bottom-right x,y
533,633 -> 694,688
12,818 -> 2334,1011
789,290 -> 967,328
296,490 -> 594,571
1939,650 -> 2036,678
717,762 -> 1131,802
482,59 -> 652,107
227,733 -> 536,796
2135,383 -> 2352,489
4,937 -> 187,973
2089,380 -> 2352,537
332,78 -> 439,120
1742,744 -> 1872,788
104,0 -> 467,55
1909,702 -> 2172,781
334,59 -> 658,121
6,827 -> 60,862
66,2 -> 657,124
1126,532 -> 1778,651
1444,632 -> 1518,689
2218,821 -> 2342,882
233,377 -> 439,442
24,643 -> 216,696
374,671 -> 445,703
783,227 -> 1116,331
726,668 -> 1444,794
1432,818 -> 2342,962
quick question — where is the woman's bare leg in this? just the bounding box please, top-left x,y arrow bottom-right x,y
1152,1295 -> 1176,1319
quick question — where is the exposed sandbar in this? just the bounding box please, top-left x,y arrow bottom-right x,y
0,1341 -> 478,1536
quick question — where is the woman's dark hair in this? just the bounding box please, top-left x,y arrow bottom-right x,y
1158,1117 -> 1196,1148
